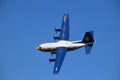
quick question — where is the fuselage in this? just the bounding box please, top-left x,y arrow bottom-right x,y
36,40 -> 86,52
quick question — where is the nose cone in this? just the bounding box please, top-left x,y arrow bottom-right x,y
36,47 -> 41,50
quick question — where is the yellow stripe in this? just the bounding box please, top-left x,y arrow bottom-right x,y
64,15 -> 67,22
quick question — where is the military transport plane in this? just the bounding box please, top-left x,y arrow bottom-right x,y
36,14 -> 94,74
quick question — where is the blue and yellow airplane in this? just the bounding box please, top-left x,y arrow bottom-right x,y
36,14 -> 94,74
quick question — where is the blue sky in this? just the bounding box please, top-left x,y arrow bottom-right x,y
0,0 -> 120,80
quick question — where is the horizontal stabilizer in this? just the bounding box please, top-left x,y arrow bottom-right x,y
85,45 -> 92,54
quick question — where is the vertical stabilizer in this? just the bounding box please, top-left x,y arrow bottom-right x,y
82,31 -> 94,54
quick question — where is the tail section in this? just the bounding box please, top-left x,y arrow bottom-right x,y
82,31 -> 94,54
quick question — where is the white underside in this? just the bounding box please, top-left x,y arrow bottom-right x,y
38,40 -> 86,52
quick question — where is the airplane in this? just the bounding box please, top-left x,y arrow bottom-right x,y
36,14 -> 94,74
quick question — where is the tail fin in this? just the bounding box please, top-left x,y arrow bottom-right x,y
82,31 -> 94,54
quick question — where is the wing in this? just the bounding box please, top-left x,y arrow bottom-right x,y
59,14 -> 69,40
53,47 -> 67,74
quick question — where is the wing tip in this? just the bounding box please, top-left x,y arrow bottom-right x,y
53,67 -> 59,74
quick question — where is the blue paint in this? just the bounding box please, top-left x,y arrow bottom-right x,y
59,14 -> 69,40
53,47 -> 67,74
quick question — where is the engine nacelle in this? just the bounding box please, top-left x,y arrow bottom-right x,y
51,51 -> 57,54
50,51 -> 56,57
49,59 -> 55,63
53,36 -> 60,41
54,28 -> 61,33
